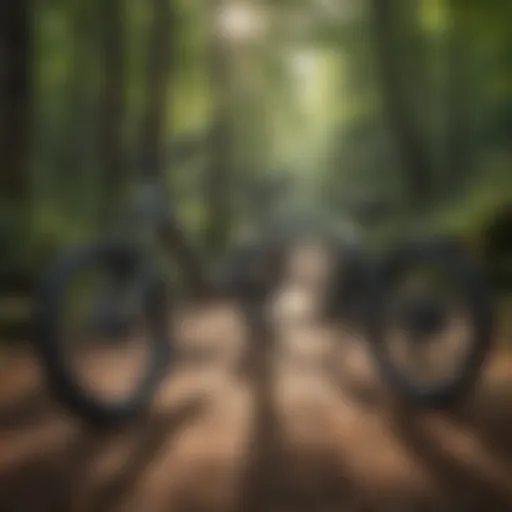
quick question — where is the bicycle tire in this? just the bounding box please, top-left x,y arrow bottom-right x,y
365,238 -> 493,408
34,242 -> 171,427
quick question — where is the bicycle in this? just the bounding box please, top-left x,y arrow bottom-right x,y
33,169 -> 279,427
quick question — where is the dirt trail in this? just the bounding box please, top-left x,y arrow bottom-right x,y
0,301 -> 511,512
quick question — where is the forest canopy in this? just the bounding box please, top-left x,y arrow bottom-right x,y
0,0 -> 510,306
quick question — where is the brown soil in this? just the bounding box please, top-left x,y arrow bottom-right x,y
0,303 -> 511,512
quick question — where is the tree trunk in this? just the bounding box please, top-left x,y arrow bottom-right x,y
0,0 -> 32,203
139,0 -> 172,180
99,0 -> 126,220
140,0 -> 209,295
61,1 -> 96,217
370,0 -> 432,208
445,1 -> 471,191
203,0 -> 234,259
0,0 -> 33,290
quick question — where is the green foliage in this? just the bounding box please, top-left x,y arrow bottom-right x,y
2,0 -> 511,320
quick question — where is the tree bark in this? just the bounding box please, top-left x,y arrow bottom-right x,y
99,0 -> 126,219
203,0 -> 234,259
370,0 -> 432,207
139,0 -> 172,179
140,0 -> 209,295
0,0 -> 33,291
0,0 -> 32,205
445,1 -> 471,191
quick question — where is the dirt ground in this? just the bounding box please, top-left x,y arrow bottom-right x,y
0,302 -> 511,512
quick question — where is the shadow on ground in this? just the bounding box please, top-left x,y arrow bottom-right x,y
0,378 -> 208,512
0,307 -> 511,512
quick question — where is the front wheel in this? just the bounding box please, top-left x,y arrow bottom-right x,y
34,243 -> 171,426
365,239 -> 493,408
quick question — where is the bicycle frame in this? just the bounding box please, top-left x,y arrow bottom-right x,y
83,174 -> 173,331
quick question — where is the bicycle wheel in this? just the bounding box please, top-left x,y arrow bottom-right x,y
365,238 -> 493,408
34,243 -> 171,426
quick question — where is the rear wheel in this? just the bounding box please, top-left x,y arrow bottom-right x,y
365,239 -> 493,408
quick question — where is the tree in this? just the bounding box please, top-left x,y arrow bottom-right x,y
0,0 -> 33,290
203,0 -> 235,259
139,0 -> 209,294
444,0 -> 472,191
370,0 -> 433,207
99,0 -> 126,219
